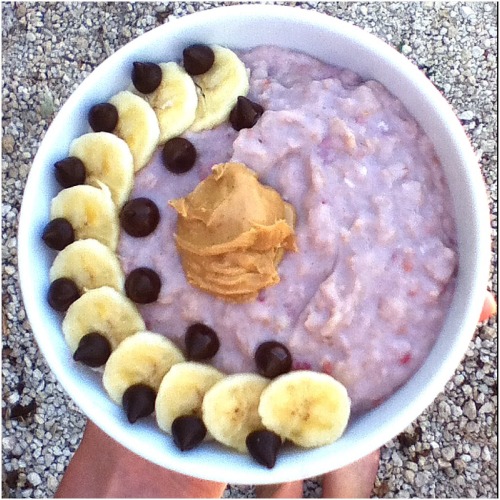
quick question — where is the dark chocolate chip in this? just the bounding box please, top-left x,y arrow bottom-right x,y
185,323 -> 220,361
54,157 -> 86,188
88,103 -> 119,132
171,415 -> 207,451
132,62 -> 162,94
125,267 -> 161,304
162,137 -> 197,174
73,332 -> 112,368
42,218 -> 75,250
122,384 -> 156,423
229,96 -> 264,131
119,198 -> 160,237
47,278 -> 80,312
183,45 -> 215,76
246,429 -> 282,469
255,341 -> 292,378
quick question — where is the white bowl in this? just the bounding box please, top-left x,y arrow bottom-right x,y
18,4 -> 491,484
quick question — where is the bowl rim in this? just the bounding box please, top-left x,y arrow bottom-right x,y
18,3 -> 491,484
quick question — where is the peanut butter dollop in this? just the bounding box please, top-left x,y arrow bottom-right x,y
169,162 -> 297,302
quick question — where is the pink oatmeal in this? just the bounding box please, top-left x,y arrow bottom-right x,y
118,46 -> 457,414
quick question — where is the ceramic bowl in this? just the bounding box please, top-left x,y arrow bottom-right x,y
18,5 -> 491,484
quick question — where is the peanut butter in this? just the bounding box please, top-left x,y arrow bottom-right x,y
169,162 -> 297,302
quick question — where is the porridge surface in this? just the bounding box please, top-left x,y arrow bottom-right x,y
118,46 -> 458,414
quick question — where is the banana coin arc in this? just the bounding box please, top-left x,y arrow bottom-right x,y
258,370 -> 351,448
49,238 -> 125,293
202,373 -> 269,453
62,286 -> 145,354
50,184 -> 119,250
103,331 -> 185,405
190,45 -> 250,132
109,91 -> 160,172
69,132 -> 134,208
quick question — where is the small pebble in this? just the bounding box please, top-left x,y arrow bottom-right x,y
414,471 -> 429,488
459,110 -> 475,120
463,400 -> 477,419
3,3 -> 496,499
442,446 -> 456,461
26,472 -> 42,487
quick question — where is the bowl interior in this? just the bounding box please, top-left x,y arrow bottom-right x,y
18,4 -> 491,484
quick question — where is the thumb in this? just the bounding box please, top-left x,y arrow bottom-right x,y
479,291 -> 497,323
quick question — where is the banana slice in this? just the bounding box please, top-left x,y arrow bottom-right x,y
69,132 -> 134,207
189,46 -> 249,132
109,91 -> 160,172
49,239 -> 124,293
155,362 -> 225,436
202,373 -> 269,453
62,286 -> 145,354
139,62 -> 198,143
50,184 -> 119,250
103,331 -> 185,405
258,371 -> 351,448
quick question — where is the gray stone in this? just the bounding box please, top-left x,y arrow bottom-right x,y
478,401 -> 494,414
2,3 -> 497,499
442,446 -> 456,461
391,450 -> 403,467
414,471 -> 430,488
469,444 -> 482,460
463,400 -> 478,419
481,446 -> 491,461
406,461 -> 418,472
404,469 -> 415,482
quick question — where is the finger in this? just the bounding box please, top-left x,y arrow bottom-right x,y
322,449 -> 380,498
479,291 -> 497,323
255,481 -> 304,498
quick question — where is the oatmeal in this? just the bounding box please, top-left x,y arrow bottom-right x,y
118,46 -> 457,414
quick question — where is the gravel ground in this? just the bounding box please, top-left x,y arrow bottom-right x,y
2,1 -> 497,498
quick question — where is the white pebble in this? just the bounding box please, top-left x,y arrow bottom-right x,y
481,446 -> 491,461
459,110 -> 474,120
47,475 -> 59,492
469,444 -> 481,459
414,471 -> 429,488
406,461 -> 418,472
27,472 -> 42,487
404,469 -> 415,482
2,436 -> 16,452
472,46 -> 484,58
391,450 -> 403,467
461,6 -> 474,17
7,393 -> 20,404
442,446 -> 456,461
463,400 -> 477,419
478,402 -> 494,414
12,443 -> 24,457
